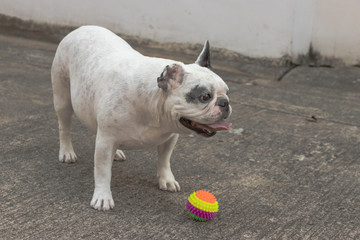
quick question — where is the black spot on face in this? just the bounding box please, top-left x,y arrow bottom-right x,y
186,85 -> 213,104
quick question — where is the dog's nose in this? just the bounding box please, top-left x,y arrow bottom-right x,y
217,97 -> 230,119
218,98 -> 229,108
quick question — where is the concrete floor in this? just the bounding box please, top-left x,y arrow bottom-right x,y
1,22 -> 360,239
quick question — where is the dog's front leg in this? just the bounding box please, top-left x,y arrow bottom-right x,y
157,134 -> 181,192
90,130 -> 116,211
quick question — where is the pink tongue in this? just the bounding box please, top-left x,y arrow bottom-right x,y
208,120 -> 232,131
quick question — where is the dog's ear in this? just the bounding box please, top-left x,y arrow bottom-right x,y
157,64 -> 185,91
195,40 -> 212,69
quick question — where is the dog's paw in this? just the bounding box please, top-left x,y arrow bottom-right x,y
90,188 -> 115,211
114,149 -> 126,161
158,170 -> 181,192
59,150 -> 77,163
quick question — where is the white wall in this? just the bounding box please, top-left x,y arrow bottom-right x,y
312,0 -> 360,64
291,0 -> 314,59
1,0 -> 359,65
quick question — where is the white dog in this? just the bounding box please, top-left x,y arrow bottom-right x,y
51,26 -> 232,211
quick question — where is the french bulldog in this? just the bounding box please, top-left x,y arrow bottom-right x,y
51,26 -> 232,211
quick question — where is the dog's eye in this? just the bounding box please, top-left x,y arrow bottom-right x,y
199,93 -> 212,103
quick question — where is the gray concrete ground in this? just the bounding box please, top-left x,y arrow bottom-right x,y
1,21 -> 360,239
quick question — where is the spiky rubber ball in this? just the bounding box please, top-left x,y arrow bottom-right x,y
187,190 -> 219,221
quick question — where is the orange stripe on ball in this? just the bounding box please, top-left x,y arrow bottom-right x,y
195,190 -> 217,204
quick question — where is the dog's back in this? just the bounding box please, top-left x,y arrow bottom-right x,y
51,26 -> 143,132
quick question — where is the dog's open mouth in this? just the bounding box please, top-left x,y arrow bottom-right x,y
179,117 -> 232,137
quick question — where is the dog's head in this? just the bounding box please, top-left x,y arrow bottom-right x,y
157,41 -> 232,137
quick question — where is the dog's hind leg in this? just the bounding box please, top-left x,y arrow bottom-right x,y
51,55 -> 77,163
113,149 -> 126,161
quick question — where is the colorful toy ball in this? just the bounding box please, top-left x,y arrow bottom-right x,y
187,190 -> 219,221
